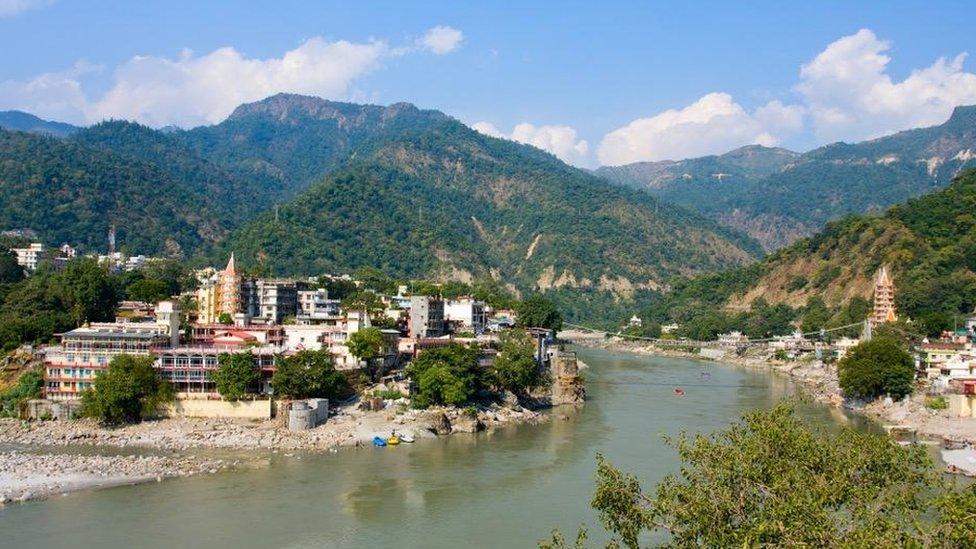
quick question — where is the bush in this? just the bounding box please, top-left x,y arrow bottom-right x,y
838,337 -> 915,400
491,328 -> 546,394
212,352 -> 260,401
406,344 -> 482,408
545,402 -> 976,548
271,349 -> 348,400
924,396 -> 949,410
81,355 -> 174,425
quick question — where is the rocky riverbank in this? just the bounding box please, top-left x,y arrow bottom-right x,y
0,450 -> 230,504
0,401 -> 546,504
567,335 -> 976,475
0,402 -> 546,453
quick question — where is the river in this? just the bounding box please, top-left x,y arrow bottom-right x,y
0,348 -> 874,548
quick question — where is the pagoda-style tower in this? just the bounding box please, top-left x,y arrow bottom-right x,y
217,253 -> 241,318
869,265 -> 897,326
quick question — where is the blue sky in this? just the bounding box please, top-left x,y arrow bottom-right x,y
2,0 -> 975,167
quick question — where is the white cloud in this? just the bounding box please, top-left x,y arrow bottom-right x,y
418,25 -> 463,55
796,28 -> 976,143
473,121 -> 589,166
0,0 -> 50,17
597,93 -> 799,166
0,26 -> 461,127
597,29 -> 976,166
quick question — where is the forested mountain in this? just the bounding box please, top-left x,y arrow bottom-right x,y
0,129 -> 236,256
221,104 -> 764,321
175,94 -> 452,201
0,110 -> 79,137
597,107 -> 976,250
642,168 -> 976,338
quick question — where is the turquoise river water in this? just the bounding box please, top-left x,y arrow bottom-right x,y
0,348 -> 875,548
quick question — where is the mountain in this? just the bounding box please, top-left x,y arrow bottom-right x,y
597,107 -> 976,250
0,111 -> 79,137
175,94 -> 452,201
220,97 -> 764,322
0,128 -> 237,256
643,167 -> 976,338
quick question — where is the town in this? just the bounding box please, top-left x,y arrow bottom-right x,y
2,237 -> 584,432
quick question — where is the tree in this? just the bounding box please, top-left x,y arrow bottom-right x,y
61,258 -> 120,326
491,328 -> 545,394
341,291 -> 384,314
212,352 -> 259,401
406,344 -> 482,408
218,312 -> 233,325
272,349 -> 348,400
125,277 -> 172,303
516,295 -> 563,330
838,337 -> 915,400
0,247 -> 23,284
347,327 -> 385,365
548,403 -> 976,548
81,355 -> 174,425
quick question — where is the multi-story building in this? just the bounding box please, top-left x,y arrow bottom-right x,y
43,305 -> 180,400
444,297 -> 487,334
254,279 -> 309,323
409,295 -> 446,338
297,288 -> 341,323
153,345 -> 278,395
12,242 -> 44,271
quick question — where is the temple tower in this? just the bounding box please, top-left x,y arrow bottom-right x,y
869,265 -> 897,327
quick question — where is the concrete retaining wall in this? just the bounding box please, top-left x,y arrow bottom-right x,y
160,397 -> 272,419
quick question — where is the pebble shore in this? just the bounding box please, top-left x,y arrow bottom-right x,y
0,450 -> 229,504
0,402 -> 546,504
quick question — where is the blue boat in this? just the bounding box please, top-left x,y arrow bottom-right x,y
372,436 -> 387,447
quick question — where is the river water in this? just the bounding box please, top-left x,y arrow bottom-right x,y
0,348 -> 873,548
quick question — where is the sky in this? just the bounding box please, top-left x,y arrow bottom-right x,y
2,0 -> 976,168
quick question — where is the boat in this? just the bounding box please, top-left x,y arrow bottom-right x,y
386,435 -> 400,446
399,432 -> 416,443
673,388 -> 685,396
372,436 -> 387,447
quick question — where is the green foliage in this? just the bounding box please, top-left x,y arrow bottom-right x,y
271,349 -> 348,400
516,295 -> 563,330
556,403 -> 973,548
838,337 -> 915,400
347,327 -> 384,363
0,247 -> 23,284
0,258 -> 120,352
217,312 -> 233,325
491,329 -> 545,394
319,277 -> 358,300
0,369 -> 43,414
212,352 -> 260,401
406,344 -> 482,408
81,355 -> 174,425
341,291 -> 384,313
924,396 -> 948,410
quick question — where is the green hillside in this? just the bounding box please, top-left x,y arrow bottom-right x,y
0,129 -> 233,256
598,107 -> 976,250
223,111 -> 764,323
642,168 -> 976,338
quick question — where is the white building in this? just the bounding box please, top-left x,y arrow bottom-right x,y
12,242 -> 44,271
444,297 -> 487,334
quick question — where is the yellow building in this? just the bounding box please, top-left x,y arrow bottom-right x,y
195,254 -> 246,324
